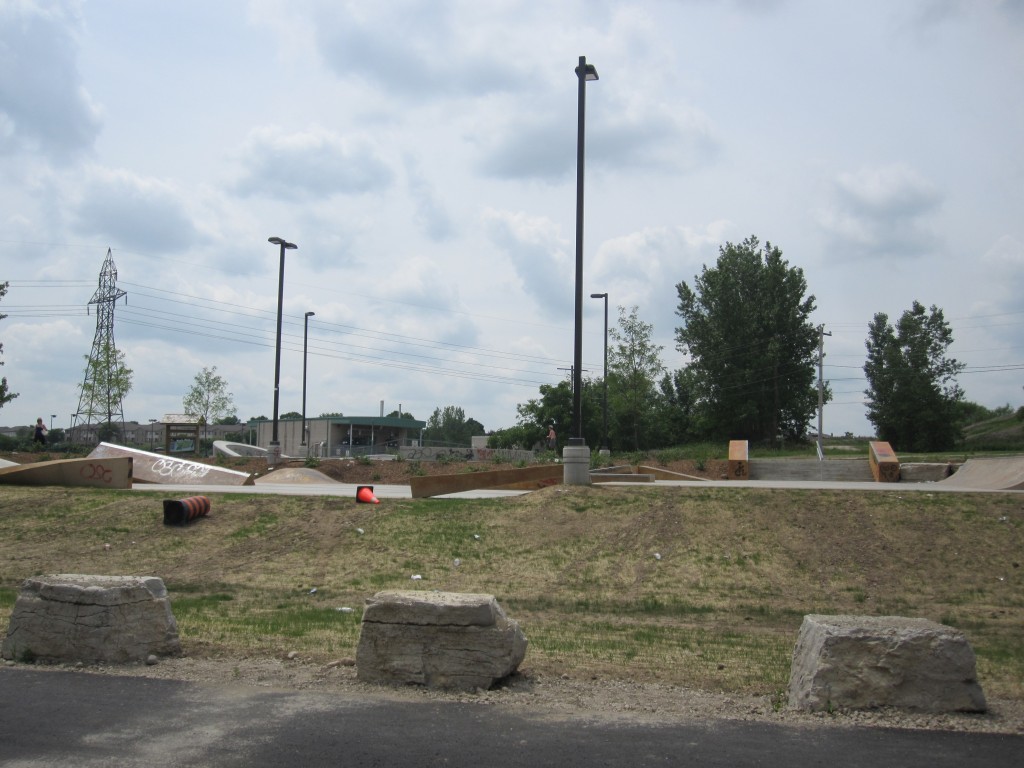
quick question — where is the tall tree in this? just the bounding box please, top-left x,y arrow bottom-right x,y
863,301 -> 965,451
422,405 -> 485,446
183,366 -> 236,436
674,236 -> 821,443
607,305 -> 664,451
0,282 -> 17,410
515,377 -> 602,451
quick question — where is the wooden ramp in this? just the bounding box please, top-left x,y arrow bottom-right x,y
89,443 -> 255,486
0,456 -> 133,489
410,465 -> 563,498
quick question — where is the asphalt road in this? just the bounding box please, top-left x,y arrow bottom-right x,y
1,668 -> 1021,768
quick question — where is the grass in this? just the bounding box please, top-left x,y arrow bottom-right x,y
0,484 -> 1021,699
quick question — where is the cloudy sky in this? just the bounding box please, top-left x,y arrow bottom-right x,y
1,0 -> 1022,441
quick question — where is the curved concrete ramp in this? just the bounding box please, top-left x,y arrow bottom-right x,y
213,441 -> 268,458
254,467 -> 337,484
939,456 -> 1024,491
0,456 -> 133,489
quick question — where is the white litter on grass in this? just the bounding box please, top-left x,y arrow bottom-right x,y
309,588 -> 318,594
453,558 -> 461,567
356,527 -> 365,534
473,534 -> 481,540
654,553 -> 662,561
337,607 -> 354,613
410,574 -> 422,580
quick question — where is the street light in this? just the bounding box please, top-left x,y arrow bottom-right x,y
268,236 -> 297,467
566,55 -> 598,485
590,292 -> 609,453
572,55 -> 598,445
301,311 -> 315,454
49,414 -> 56,431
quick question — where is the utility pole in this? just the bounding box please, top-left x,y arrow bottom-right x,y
817,324 -> 832,458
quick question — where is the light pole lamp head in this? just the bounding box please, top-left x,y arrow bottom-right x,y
590,292 -> 607,300
575,60 -> 598,81
305,311 -> 315,319
268,236 -> 297,250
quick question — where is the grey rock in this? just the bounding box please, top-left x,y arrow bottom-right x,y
1,574 -> 181,664
787,614 -> 986,713
357,590 -> 527,691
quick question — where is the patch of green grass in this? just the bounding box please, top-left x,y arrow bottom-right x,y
229,512 -> 279,539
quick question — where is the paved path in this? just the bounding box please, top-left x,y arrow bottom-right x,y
130,477 -> 1022,499
1,668 -> 1021,768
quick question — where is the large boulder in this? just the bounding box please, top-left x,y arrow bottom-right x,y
1,574 -> 181,664
787,614 -> 986,713
356,590 -> 527,691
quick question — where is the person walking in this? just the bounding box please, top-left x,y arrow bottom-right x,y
33,417 -> 47,446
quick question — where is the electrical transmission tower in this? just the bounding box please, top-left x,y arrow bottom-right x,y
72,248 -> 128,443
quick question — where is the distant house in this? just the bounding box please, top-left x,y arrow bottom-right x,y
248,415 -> 425,458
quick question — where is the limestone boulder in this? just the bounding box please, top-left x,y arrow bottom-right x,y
356,590 -> 527,691
1,574 -> 181,664
787,614 -> 986,713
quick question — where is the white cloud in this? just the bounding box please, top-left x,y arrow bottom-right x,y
818,164 -> 943,258
481,209 -> 572,318
232,125 -> 395,200
0,0 -> 101,161
70,166 -> 204,254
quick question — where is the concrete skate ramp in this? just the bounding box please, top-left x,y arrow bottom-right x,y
89,443 -> 255,486
939,456 -> 1024,491
255,467 -> 337,484
0,456 -> 133,489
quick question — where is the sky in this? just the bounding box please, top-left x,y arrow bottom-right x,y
1,0 -> 1022,441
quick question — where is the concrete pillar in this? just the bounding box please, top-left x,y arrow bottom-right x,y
562,440 -> 591,485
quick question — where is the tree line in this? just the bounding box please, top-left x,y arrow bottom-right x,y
490,235 -> 978,454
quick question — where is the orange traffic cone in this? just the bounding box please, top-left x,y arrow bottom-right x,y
356,485 -> 379,504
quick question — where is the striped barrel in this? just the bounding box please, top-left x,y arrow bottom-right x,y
163,496 -> 211,526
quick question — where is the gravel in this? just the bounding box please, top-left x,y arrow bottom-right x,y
10,655 -> 1022,734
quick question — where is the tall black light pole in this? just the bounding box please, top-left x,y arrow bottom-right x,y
267,236 -> 297,466
571,54 -> 598,445
590,292 -> 609,452
301,311 -> 315,454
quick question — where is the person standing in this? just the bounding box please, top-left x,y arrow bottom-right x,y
33,417 -> 47,446
546,425 -> 556,451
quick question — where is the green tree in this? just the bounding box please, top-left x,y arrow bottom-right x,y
674,236 -> 820,443
77,340 -> 133,437
864,301 -> 965,451
515,377 -> 602,451
422,405 -> 485,446
0,281 -> 18,410
607,305 -> 664,451
386,409 -> 417,420
650,367 -> 699,447
183,366 -> 236,439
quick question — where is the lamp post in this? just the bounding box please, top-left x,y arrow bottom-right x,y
301,311 -> 315,454
49,414 -> 55,431
590,292 -> 609,453
268,236 -> 297,467
566,55 -> 598,485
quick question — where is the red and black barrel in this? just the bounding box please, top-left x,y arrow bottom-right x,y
163,496 -> 211,526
